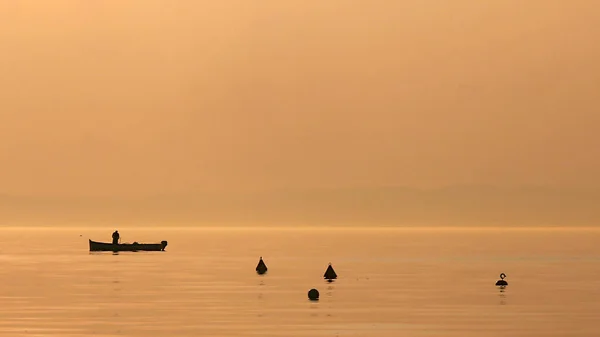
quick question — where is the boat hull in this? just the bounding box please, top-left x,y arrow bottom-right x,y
89,239 -> 168,252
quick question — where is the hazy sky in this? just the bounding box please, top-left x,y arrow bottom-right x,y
1,0 -> 599,197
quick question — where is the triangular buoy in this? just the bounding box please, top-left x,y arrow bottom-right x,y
256,256 -> 268,275
324,263 -> 337,280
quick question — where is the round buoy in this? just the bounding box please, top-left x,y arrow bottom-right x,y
308,288 -> 319,301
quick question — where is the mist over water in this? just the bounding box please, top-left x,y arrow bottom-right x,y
1,227 -> 599,336
1,1 -> 600,335
1,1 -> 599,197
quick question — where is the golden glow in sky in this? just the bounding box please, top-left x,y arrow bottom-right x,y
1,1 -> 598,197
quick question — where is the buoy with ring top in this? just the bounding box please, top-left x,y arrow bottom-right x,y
495,273 -> 508,286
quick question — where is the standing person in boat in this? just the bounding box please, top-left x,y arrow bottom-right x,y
112,230 -> 120,245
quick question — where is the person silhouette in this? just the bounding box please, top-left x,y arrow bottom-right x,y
112,230 -> 120,245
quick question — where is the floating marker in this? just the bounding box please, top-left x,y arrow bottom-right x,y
256,256 -> 268,275
495,273 -> 508,286
308,288 -> 319,301
324,263 -> 337,281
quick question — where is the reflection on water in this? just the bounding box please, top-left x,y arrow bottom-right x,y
0,227 -> 599,336
326,285 -> 335,298
498,286 -> 507,305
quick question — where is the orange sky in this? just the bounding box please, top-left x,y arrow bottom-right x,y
1,0 -> 599,197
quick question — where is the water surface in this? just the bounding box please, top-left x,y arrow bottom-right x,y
0,227 -> 598,336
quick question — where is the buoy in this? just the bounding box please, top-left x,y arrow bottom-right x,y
495,273 -> 508,286
256,256 -> 268,275
308,288 -> 319,301
324,263 -> 337,281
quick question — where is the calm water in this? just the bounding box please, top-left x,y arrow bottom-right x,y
0,227 -> 599,336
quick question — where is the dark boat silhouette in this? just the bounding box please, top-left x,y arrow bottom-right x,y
89,239 -> 168,252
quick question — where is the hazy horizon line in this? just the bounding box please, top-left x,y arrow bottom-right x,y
1,225 -> 598,231
2,183 -> 600,199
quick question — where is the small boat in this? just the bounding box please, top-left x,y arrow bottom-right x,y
89,239 -> 168,252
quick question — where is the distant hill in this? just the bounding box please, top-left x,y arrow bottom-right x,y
1,186 -> 599,226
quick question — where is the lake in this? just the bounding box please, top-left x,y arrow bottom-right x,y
0,226 -> 599,336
